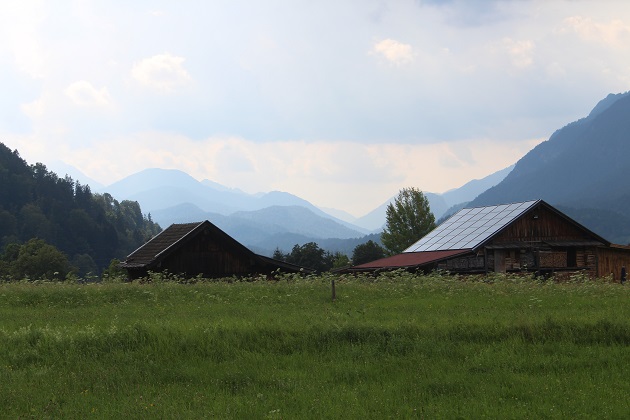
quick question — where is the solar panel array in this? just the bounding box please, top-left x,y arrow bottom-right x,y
404,200 -> 539,252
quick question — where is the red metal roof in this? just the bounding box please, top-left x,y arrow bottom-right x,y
351,249 -> 471,270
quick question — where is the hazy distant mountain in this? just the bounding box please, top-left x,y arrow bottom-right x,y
150,204 -> 366,242
441,165 -> 514,208
53,154 -> 514,254
352,166 -> 514,231
353,193 -> 448,232
200,178 -> 245,193
47,160 -> 104,190
99,169 -> 244,214
150,203 -> 217,225
435,165 -> 516,220
468,91 -> 630,244
100,168 -> 367,231
105,168 -> 372,255
232,206 -> 364,239
150,203 -> 366,256
317,206 -> 358,224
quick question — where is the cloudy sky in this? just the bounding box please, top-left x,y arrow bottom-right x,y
2,1 -> 630,216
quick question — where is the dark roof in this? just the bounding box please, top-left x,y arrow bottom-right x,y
348,249 -> 470,272
120,220 -> 310,273
121,222 -> 209,268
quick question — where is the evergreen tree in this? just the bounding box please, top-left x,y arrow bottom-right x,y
272,247 -> 287,261
0,142 -> 162,276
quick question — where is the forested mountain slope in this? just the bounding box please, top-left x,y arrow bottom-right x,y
468,92 -> 630,244
0,143 -> 161,274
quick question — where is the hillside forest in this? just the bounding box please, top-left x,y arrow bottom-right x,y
0,143 -> 161,279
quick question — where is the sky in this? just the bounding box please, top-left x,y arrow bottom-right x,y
1,1 -> 630,217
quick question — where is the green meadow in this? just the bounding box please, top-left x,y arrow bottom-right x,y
1,272 -> 629,418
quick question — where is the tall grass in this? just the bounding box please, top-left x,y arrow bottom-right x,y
0,272 -> 629,418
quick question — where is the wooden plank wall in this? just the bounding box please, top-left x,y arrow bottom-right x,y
494,205 -> 592,243
596,247 -> 630,281
162,233 -> 256,277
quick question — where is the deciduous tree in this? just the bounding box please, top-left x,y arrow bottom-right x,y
381,187 -> 436,255
331,252 -> 351,269
285,242 -> 333,273
352,240 -> 385,265
11,238 -> 72,280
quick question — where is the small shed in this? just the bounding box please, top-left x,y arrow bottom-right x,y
120,221 -> 308,280
346,200 -> 630,281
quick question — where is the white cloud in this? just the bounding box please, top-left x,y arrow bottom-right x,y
560,16 -> 630,48
17,91 -> 70,137
371,39 -> 414,65
545,62 -> 566,79
500,37 -> 535,69
0,1 -> 49,78
21,97 -> 47,119
131,53 -> 192,93
64,80 -> 113,107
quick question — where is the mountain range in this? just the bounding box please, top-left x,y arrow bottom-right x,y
89,165 -> 510,255
45,90 -> 630,253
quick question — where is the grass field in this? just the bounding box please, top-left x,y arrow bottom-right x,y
1,271 -> 629,418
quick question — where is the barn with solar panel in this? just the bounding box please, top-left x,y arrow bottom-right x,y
346,200 -> 630,280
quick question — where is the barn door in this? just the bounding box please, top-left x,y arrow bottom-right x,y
494,250 -> 506,273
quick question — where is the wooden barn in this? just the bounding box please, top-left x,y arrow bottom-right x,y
346,200 -> 630,281
120,220 -> 308,280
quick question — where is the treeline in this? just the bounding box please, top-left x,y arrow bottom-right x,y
272,188 -> 437,272
272,240 -> 385,272
0,143 -> 161,278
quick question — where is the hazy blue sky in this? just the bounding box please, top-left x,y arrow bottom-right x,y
2,1 -> 630,216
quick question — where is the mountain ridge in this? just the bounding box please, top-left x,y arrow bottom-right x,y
88,163 -> 517,254
352,165 -> 514,231
468,91 -> 630,244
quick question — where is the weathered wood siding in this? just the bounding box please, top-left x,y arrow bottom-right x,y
492,205 -> 591,243
596,246 -> 630,281
477,204 -> 602,274
160,231 -> 257,277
